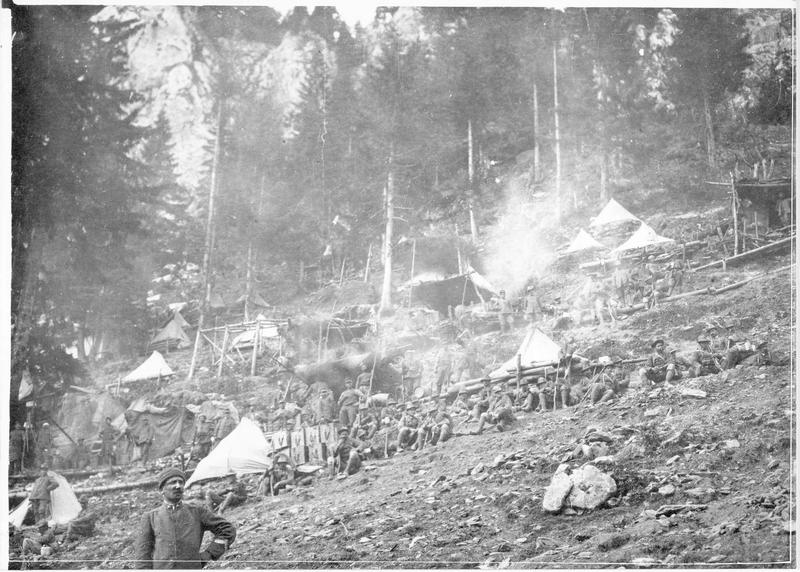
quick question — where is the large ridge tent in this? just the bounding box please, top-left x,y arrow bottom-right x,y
408,269 -> 498,314
124,398 -> 196,461
186,418 -> 272,486
121,351 -> 174,383
9,471 -> 82,528
589,199 -> 640,228
565,229 -> 606,254
610,222 -> 675,254
489,328 -> 562,378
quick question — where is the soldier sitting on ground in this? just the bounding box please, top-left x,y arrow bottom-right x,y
397,403 -> 421,452
22,521 -> 61,558
428,399 -> 453,446
415,402 -> 437,450
351,402 -> 380,440
331,428 -> 365,477
638,338 -> 681,386
588,356 -> 629,404
473,385 -> 516,435
205,474 -> 248,515
688,335 -> 723,378
739,340 -> 773,367
450,391 -> 471,416
468,378 -> 493,423
259,453 -> 312,495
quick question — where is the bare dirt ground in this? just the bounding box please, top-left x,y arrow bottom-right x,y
10,259 -> 795,570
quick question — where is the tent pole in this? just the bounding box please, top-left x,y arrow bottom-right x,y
217,327 -> 229,379
44,413 -> 77,447
408,239 -> 416,308
250,322 -> 260,377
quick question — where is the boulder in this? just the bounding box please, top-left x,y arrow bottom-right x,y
567,464 -> 617,510
543,464 -> 573,513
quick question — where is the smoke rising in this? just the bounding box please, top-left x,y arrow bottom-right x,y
482,177 -> 559,296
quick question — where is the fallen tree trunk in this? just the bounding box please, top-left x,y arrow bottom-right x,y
9,470 -> 197,502
615,264 -> 792,315
692,236 -> 793,272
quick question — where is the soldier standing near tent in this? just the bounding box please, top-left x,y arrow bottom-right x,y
134,467 -> 236,569
212,410 -> 237,449
524,285 -> 543,325
315,388 -> 336,424
99,417 -> 118,467
72,438 -> 90,470
36,422 -> 54,468
138,418 -> 156,465
611,265 -> 629,306
30,466 -> 59,523
10,422 -> 25,474
337,378 -> 363,429
400,350 -> 422,400
434,346 -> 453,395
496,290 -> 514,333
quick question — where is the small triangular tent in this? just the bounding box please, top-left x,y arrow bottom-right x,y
589,199 -> 640,228
122,351 -> 174,383
565,229 -> 606,253
9,471 -> 82,529
489,328 -> 562,378
610,222 -> 675,254
186,418 -> 272,486
18,368 -> 34,400
149,319 -> 191,350
172,311 -> 190,329
209,292 -> 226,309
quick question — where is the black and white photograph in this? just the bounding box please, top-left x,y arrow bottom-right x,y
5,2 -> 796,569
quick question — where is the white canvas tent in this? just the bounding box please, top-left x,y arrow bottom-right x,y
186,418 -> 272,487
122,351 -> 174,383
589,199 -> 640,228
565,229 -> 606,254
610,222 -> 675,254
9,471 -> 82,529
149,318 -> 192,349
229,314 -> 281,349
489,328 -> 562,378
172,311 -> 190,329
466,265 -> 499,296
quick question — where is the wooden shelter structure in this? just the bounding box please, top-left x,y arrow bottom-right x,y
197,316 -> 289,378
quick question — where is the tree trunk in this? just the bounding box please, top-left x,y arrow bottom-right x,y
244,173 -> 266,321
467,120 -> 479,242
553,41 -> 562,222
530,78 -> 540,190
599,151 -> 608,202
188,102 -> 224,381
379,144 -> 395,316
702,90 -> 717,170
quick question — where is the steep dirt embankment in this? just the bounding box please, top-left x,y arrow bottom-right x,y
19,262 -> 793,570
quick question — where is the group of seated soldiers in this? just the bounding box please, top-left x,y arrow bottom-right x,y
639,325 -> 774,386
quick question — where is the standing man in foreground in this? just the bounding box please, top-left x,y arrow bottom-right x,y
134,467 -> 236,569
